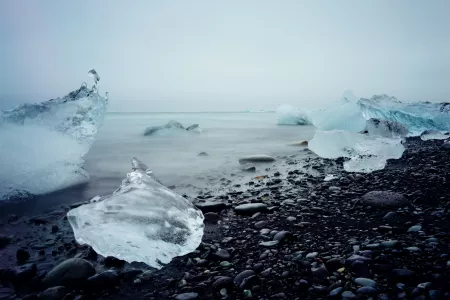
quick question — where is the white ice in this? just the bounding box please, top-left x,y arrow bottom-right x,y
67,158 -> 205,269
0,76 -> 107,200
309,99 -> 366,133
309,130 -> 405,173
358,95 -> 450,134
276,104 -> 311,125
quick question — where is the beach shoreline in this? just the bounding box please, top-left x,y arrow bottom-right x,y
1,137 -> 449,299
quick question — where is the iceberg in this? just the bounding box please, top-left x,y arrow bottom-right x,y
144,120 -> 202,136
0,72 -> 107,200
276,104 -> 311,125
308,130 -> 404,173
309,100 -> 367,133
358,95 -> 450,134
365,118 -> 409,138
67,158 -> 205,269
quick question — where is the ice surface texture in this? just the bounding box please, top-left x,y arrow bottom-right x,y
309,130 -> 404,173
358,95 -> 450,134
0,83 -> 107,200
365,118 -> 409,138
67,158 -> 204,269
276,104 -> 311,125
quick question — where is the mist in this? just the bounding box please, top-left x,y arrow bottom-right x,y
1,0 -> 449,112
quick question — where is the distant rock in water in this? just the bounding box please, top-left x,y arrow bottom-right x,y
365,118 -> 408,138
67,157 -> 204,269
238,155 -> 276,165
144,120 -> 202,136
186,124 -> 202,132
288,140 -> 308,147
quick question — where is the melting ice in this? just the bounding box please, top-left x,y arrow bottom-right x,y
0,72 -> 108,200
67,158 -> 204,269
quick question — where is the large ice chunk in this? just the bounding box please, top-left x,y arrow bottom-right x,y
0,75 -> 107,200
365,118 -> 409,138
308,130 -> 405,173
309,99 -> 366,133
276,104 -> 311,125
67,158 -> 205,269
358,95 -> 450,134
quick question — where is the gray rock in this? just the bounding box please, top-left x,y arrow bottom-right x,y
391,269 -> 415,281
43,258 -> 95,287
383,211 -> 396,220
238,155 -> 275,164
203,212 -> 220,224
235,203 -> 267,215
195,201 -> 227,213
273,231 -> 292,242
0,234 -> 12,249
311,266 -> 328,278
186,124 -> 200,131
242,166 -> 256,172
212,276 -> 233,290
361,191 -> 408,208
356,286 -> 377,295
259,241 -> 279,247
198,152 -> 208,156
408,225 -> 422,232
214,249 -> 231,260
341,291 -> 357,298
442,141 -> 450,150
354,277 -> 376,287
329,287 -> 343,297
254,221 -> 267,229
174,292 -> 199,300
234,270 -> 255,286
14,263 -> 37,282
87,270 -> 119,289
39,286 -> 67,300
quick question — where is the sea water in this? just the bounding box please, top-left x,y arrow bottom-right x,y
1,112 -> 315,216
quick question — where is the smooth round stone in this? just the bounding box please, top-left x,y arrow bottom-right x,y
355,277 -> 376,288
259,241 -> 279,247
286,216 -> 297,222
273,231 -> 292,242
342,291 -> 357,298
329,287 -> 343,297
306,252 -> 318,259
361,191 -> 408,208
356,286 -> 377,295
235,203 -> 268,215
406,246 -> 421,252
174,292 -> 199,300
381,240 -> 398,248
408,225 -> 422,232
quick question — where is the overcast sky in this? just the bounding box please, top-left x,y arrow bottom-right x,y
1,0 -> 449,112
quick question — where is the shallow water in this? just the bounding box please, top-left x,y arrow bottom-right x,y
1,112 -> 315,216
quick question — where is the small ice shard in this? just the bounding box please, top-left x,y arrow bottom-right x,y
420,130 -> 448,141
276,104 -> 311,125
67,158 -> 204,269
0,75 -> 108,200
88,69 -> 100,87
324,174 -> 338,181
365,118 -> 409,138
309,130 -> 404,173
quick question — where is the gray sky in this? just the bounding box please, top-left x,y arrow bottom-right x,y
1,0 -> 449,112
